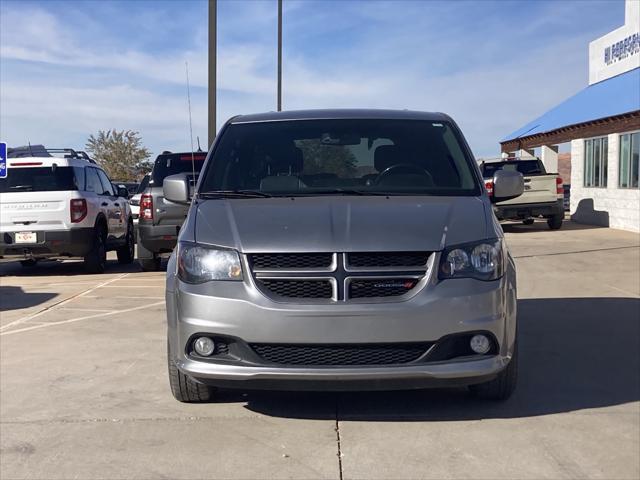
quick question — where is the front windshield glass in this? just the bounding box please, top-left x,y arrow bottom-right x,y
199,119 -> 480,196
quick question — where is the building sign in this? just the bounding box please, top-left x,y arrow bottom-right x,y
604,32 -> 640,65
0,142 -> 7,179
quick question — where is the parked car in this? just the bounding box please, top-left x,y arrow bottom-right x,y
164,109 -> 523,403
114,182 -> 139,198
128,174 -> 150,226
137,151 -> 206,271
480,158 -> 564,229
0,146 -> 135,272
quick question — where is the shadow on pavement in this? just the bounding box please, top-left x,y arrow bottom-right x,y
0,259 -> 164,277
241,297 -> 640,420
0,286 -> 58,311
501,219 -> 606,234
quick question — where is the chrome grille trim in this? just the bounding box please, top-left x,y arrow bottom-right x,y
248,252 -> 433,303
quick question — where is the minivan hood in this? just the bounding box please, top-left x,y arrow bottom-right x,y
194,196 -> 487,253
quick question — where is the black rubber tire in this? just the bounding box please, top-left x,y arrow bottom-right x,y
137,241 -> 161,271
20,259 -> 38,267
168,343 -> 217,403
469,340 -> 518,401
116,221 -> 135,264
83,226 -> 107,274
522,218 -> 535,225
547,214 -> 563,230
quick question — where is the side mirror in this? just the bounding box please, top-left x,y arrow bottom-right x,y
163,173 -> 191,204
117,186 -> 130,199
492,170 -> 524,202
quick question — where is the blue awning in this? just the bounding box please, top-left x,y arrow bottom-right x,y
502,68 -> 640,142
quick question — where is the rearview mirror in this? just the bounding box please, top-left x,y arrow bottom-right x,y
117,186 -> 130,199
492,170 -> 524,202
163,174 -> 191,204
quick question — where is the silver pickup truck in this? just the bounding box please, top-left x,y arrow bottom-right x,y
136,152 -> 206,271
163,109 -> 524,403
480,158 -> 564,229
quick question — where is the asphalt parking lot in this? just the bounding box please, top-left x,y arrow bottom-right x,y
1,220 -> 639,480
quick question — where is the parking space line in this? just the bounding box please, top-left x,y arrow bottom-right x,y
0,273 -> 129,332
0,301 -> 164,336
58,307 -> 114,312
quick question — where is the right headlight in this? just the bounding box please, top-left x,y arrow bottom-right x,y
439,238 -> 504,281
177,242 -> 243,284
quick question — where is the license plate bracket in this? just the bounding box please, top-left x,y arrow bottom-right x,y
15,232 -> 37,244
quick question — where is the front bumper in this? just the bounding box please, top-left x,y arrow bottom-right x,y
167,257 -> 518,390
0,228 -> 94,259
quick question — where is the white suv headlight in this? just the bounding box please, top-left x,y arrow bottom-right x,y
177,242 -> 243,283
439,239 -> 504,281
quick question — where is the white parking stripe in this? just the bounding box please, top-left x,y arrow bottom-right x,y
0,273 -> 129,332
0,301 -> 164,336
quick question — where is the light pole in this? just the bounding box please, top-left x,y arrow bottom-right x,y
277,0 -> 282,111
208,0 -> 217,146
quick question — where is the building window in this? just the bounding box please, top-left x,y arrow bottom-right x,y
619,132 -> 639,189
584,137 -> 608,187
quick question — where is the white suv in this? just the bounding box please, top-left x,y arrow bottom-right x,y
0,146 -> 135,273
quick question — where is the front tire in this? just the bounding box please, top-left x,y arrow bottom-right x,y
469,340 -> 518,401
547,214 -> 563,230
168,343 -> 217,403
84,226 -> 107,274
117,221 -> 135,264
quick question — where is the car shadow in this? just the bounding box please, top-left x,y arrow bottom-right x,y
237,297 -> 640,420
501,219 -> 606,234
0,286 -> 58,311
0,259 -> 158,277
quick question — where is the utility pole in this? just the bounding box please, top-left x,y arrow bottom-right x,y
208,0 -> 217,146
277,0 -> 282,111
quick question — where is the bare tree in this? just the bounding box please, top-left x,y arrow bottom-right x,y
86,129 -> 151,180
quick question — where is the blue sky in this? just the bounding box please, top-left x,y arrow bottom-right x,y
0,0 -> 626,159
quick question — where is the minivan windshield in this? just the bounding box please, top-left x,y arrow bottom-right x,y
199,119 -> 480,196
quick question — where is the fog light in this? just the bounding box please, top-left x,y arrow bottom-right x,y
194,337 -> 215,356
470,334 -> 490,354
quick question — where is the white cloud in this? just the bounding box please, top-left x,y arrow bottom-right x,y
0,1 -> 608,158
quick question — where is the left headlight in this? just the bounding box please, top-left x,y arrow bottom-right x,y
439,238 -> 504,281
177,242 -> 243,283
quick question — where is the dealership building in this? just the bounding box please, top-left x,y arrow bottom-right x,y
501,0 -> 640,232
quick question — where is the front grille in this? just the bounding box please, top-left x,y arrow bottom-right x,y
250,253 -> 333,270
347,252 -> 429,268
250,343 -> 432,366
349,278 -> 418,298
257,279 -> 333,299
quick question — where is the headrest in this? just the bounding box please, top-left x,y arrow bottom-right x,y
266,146 -> 304,174
374,145 -> 401,172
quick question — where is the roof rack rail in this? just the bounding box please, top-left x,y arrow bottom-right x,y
45,148 -> 97,163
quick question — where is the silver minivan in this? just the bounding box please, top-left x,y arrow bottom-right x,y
164,109 -> 524,402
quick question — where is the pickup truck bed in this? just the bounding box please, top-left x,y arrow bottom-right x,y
481,159 -> 564,229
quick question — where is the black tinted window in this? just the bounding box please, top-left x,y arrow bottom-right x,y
135,175 -> 150,194
151,153 -> 206,185
96,170 -> 115,196
481,160 -> 544,177
0,167 -> 79,192
85,167 -> 102,194
199,119 -> 479,196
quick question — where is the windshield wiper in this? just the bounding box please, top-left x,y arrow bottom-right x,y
9,185 -> 33,191
198,190 -> 273,198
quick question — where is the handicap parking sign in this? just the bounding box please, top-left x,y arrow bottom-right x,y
0,142 -> 7,179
